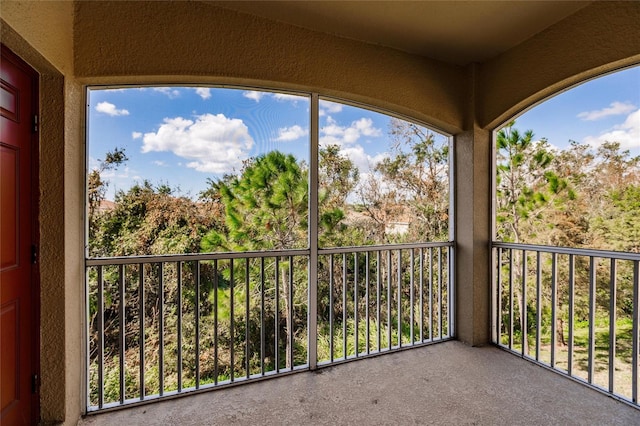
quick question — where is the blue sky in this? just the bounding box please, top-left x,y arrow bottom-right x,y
88,87 -> 446,200
512,66 -> 639,156
89,87 -> 311,199
88,66 -> 639,200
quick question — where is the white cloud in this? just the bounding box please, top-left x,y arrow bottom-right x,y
88,156 -> 100,171
320,117 -> 381,146
319,116 -> 385,175
354,117 -> 382,137
153,160 -> 167,167
195,88 -> 211,100
141,113 -> 254,174
272,93 -> 304,104
154,87 -> 181,98
340,145 -> 388,173
582,108 -> 640,151
319,100 -> 343,116
243,91 -> 265,102
95,101 -> 129,116
132,131 -> 142,139
242,90 -> 305,104
275,125 -> 308,142
101,165 -> 133,179
577,101 -> 636,121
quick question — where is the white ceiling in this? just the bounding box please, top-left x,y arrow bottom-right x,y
215,1 -> 592,65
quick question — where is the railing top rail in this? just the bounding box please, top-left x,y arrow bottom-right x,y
319,241 -> 454,255
85,241 -> 455,266
492,241 -> 640,261
85,248 -> 311,266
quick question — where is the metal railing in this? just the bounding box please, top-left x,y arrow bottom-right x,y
316,243 -> 454,364
86,241 -> 454,412
492,242 -> 640,407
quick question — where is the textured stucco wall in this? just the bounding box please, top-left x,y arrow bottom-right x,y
73,0 -> 466,134
1,1 -> 74,75
479,1 -> 640,129
455,63 -> 491,346
0,19 -> 72,423
63,78 -> 85,426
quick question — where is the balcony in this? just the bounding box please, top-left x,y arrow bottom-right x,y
85,242 -> 453,411
82,241 -> 640,423
79,340 -> 639,425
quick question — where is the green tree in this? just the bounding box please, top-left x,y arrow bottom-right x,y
357,119 -> 449,244
88,147 -> 128,249
496,122 -> 574,244
588,142 -> 640,251
202,151 -> 308,252
495,123 -> 575,351
201,151 -> 309,369
92,180 -> 219,257
318,144 -> 360,247
592,185 -> 640,253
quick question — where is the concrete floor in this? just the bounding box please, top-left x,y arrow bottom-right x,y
79,341 -> 639,425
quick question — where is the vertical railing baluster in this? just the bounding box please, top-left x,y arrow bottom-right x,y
230,258 -> 235,381
410,249 -> 415,345
138,264 -> 145,400
419,248 -> 424,342
508,248 -> 514,349
632,260 -> 639,403
387,250 -> 392,350
496,248 -> 502,346
260,257 -> 265,375
438,247 -> 443,341
158,263 -> 164,396
588,257 -> 596,384
275,257 -> 280,371
117,265 -> 125,404
308,92 -> 319,371
329,254 -> 334,362
213,259 -> 218,384
177,262 -> 182,392
609,258 -> 617,393
376,251 -> 381,352
551,253 -> 557,368
493,247 -> 498,345
448,246 -> 454,338
86,267 -> 91,410
521,250 -> 527,357
195,261 -> 200,389
97,266 -> 104,408
520,250 -> 529,356
354,252 -> 359,356
246,258 -> 251,378
568,254 -> 575,376
343,253 -> 347,359
444,246 -> 449,337
288,256 -> 294,369
536,251 -> 541,361
429,247 -> 433,342
365,251 -> 370,355
397,250 -> 402,347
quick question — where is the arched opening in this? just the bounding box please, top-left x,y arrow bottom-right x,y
492,65 -> 640,403
85,85 -> 454,411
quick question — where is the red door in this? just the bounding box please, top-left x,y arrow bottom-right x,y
1,44 -> 40,425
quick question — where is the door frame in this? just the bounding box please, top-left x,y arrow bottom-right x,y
1,43 -> 41,423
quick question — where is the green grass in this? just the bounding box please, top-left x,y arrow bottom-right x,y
503,316 -> 635,400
